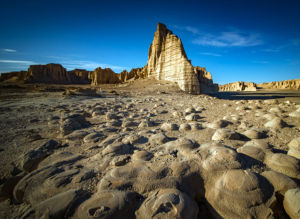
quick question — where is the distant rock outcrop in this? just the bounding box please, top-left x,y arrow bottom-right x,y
67,69 -> 92,84
90,67 -> 121,85
0,64 -> 92,84
119,68 -> 146,82
0,71 -> 27,83
143,23 -> 217,94
258,79 -> 300,90
27,64 -> 69,83
219,82 -> 257,91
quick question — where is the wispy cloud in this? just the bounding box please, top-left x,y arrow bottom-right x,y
2,48 -> 17,52
262,38 -> 300,53
193,31 -> 263,47
56,59 -> 128,71
172,25 -> 200,35
185,26 -> 199,34
0,59 -> 36,65
199,52 -> 222,57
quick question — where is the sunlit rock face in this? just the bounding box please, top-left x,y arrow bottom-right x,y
219,81 -> 257,91
90,67 -> 121,85
258,79 -> 300,90
27,63 -> 69,83
144,23 -> 205,94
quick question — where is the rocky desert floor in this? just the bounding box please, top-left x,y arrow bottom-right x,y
0,78 -> 300,219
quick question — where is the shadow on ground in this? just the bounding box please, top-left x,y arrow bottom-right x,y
210,91 -> 300,101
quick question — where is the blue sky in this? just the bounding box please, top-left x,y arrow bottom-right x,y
0,0 -> 299,84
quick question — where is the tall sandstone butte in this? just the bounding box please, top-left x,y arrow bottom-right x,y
144,23 -> 217,94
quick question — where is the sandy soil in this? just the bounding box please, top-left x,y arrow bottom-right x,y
0,79 -> 299,218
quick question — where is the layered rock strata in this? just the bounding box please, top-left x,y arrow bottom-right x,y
144,23 -> 217,94
219,81 -> 257,91
258,79 -> 300,90
0,64 -> 92,84
90,67 -> 121,85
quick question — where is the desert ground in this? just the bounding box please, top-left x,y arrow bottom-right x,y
0,78 -> 300,218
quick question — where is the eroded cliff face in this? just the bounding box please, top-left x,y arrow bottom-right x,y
119,68 -> 146,82
219,82 -> 257,91
90,67 -> 121,85
258,79 -> 300,90
0,71 -> 27,82
144,23 -> 202,94
0,64 -> 92,84
27,64 -> 69,83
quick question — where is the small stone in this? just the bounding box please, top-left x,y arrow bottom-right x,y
242,129 -> 264,139
288,137 -> 300,150
83,132 -> 106,143
179,123 -> 191,132
132,150 -> 153,162
212,129 -> 240,141
208,120 -> 231,129
149,133 -> 169,145
264,117 -> 288,129
185,113 -> 200,121
161,122 -> 178,131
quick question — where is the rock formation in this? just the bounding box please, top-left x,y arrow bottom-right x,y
258,79 -> 300,90
219,81 -> 257,91
67,69 -> 92,84
143,23 -> 217,94
0,71 -> 27,83
0,64 -> 92,84
0,23 -> 218,94
119,68 -> 146,82
90,67 -> 121,85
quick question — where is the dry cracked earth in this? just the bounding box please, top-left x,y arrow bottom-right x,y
0,79 -> 300,219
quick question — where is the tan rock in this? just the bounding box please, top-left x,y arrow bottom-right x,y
283,188 -> 300,219
74,190 -> 141,219
206,169 -> 274,218
258,78 -> 300,90
135,188 -> 199,219
264,153 -> 300,179
91,67 -> 121,85
219,81 -> 257,91
261,171 -> 298,195
144,23 -> 216,94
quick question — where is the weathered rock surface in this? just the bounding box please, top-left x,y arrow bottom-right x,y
206,169 -> 274,218
219,81 -> 257,91
91,67 -> 121,85
135,188 -> 199,219
0,64 -> 92,84
258,78 -> 300,90
283,188 -> 300,219
144,23 -> 217,94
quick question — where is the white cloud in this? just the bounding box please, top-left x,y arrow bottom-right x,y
0,59 -> 36,65
58,60 -> 128,71
3,48 -> 17,52
185,26 -> 199,34
193,31 -> 263,47
199,52 -> 222,57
